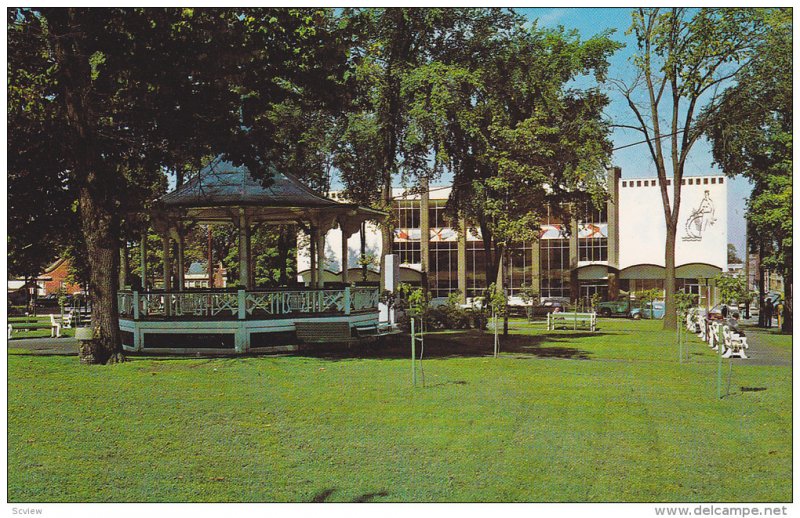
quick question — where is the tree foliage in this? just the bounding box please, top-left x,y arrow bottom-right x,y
7,8 -> 351,363
614,8 -> 767,330
701,8 -> 791,332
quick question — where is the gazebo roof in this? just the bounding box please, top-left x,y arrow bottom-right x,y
161,158 -> 341,209
154,157 -> 384,226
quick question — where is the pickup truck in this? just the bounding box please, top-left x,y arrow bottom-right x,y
595,298 -> 636,318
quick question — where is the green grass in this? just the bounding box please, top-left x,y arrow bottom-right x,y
8,315 -> 77,339
7,319 -> 791,502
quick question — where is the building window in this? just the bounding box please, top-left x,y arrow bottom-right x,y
429,241 -> 457,298
637,181 -> 642,187
622,181 -> 627,188
428,203 -> 451,228
540,238 -> 570,299
578,204 -> 608,263
396,200 -> 420,229
579,281 -> 608,304
711,177 -> 716,184
579,237 -> 608,262
628,278 -> 664,295
466,241 -> 487,298
508,243 -> 533,296
392,240 -> 421,265
719,177 -> 724,184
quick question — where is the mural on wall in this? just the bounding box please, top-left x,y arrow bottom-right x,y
682,190 -> 716,242
578,223 -> 608,239
539,224 -> 569,240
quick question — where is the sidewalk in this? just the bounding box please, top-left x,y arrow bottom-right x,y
8,336 -> 79,356
734,324 -> 791,367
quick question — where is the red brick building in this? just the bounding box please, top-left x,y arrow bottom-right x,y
39,258 -> 83,296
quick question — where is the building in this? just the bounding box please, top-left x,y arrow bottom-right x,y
298,168 -> 728,304
7,258 -> 84,299
184,261 -> 228,289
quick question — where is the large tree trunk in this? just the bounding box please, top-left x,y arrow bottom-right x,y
79,186 -> 124,364
50,8 -> 124,364
663,220 -> 678,330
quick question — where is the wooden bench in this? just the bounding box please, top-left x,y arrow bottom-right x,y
547,312 -> 597,332
8,315 -> 61,339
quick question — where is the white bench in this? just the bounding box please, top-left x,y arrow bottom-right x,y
722,325 -> 748,359
7,316 -> 61,339
547,312 -> 597,332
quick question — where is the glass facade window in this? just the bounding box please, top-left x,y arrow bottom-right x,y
578,203 -> 608,263
508,243 -> 533,296
677,278 -> 700,299
428,203 -> 451,228
579,237 -> 608,262
394,200 -> 421,265
579,282 -> 608,304
628,278 -> 665,294
540,238 -> 570,299
429,241 -> 457,298
466,241 -> 487,298
393,240 -> 421,265
396,200 -> 420,229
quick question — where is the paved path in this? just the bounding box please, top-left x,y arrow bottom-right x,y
735,326 -> 791,367
8,336 -> 79,355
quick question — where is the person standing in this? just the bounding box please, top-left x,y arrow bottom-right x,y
764,299 -> 773,328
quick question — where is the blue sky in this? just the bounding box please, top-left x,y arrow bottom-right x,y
518,7 -> 751,257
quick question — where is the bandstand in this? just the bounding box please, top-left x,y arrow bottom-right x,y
118,158 -> 386,354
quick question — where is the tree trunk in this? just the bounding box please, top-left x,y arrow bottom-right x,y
49,8 -> 124,364
502,248 -> 509,337
781,253 -> 792,333
79,186 -> 124,364
662,220 -> 678,330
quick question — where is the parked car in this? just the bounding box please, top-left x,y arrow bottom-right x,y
708,304 -> 731,321
637,301 -> 665,319
530,298 -> 568,317
595,298 -> 635,318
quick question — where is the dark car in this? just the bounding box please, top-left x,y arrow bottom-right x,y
530,298 -> 568,317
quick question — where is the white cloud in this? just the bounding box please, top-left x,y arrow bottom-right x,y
535,8 -> 572,27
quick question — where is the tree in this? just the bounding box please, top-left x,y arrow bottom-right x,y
714,274 -> 750,308
701,8 -> 791,333
404,21 -> 619,304
336,8 -> 521,288
8,8 -> 350,363
613,8 -> 766,330
727,243 -> 743,264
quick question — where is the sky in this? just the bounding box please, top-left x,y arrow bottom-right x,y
517,7 -> 751,258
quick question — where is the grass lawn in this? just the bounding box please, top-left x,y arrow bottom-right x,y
7,318 -> 791,502
8,315 -> 77,339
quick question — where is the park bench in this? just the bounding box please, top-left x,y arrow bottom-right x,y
547,311 -> 597,332
294,321 -> 396,345
721,325 -> 748,359
7,315 -> 61,339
